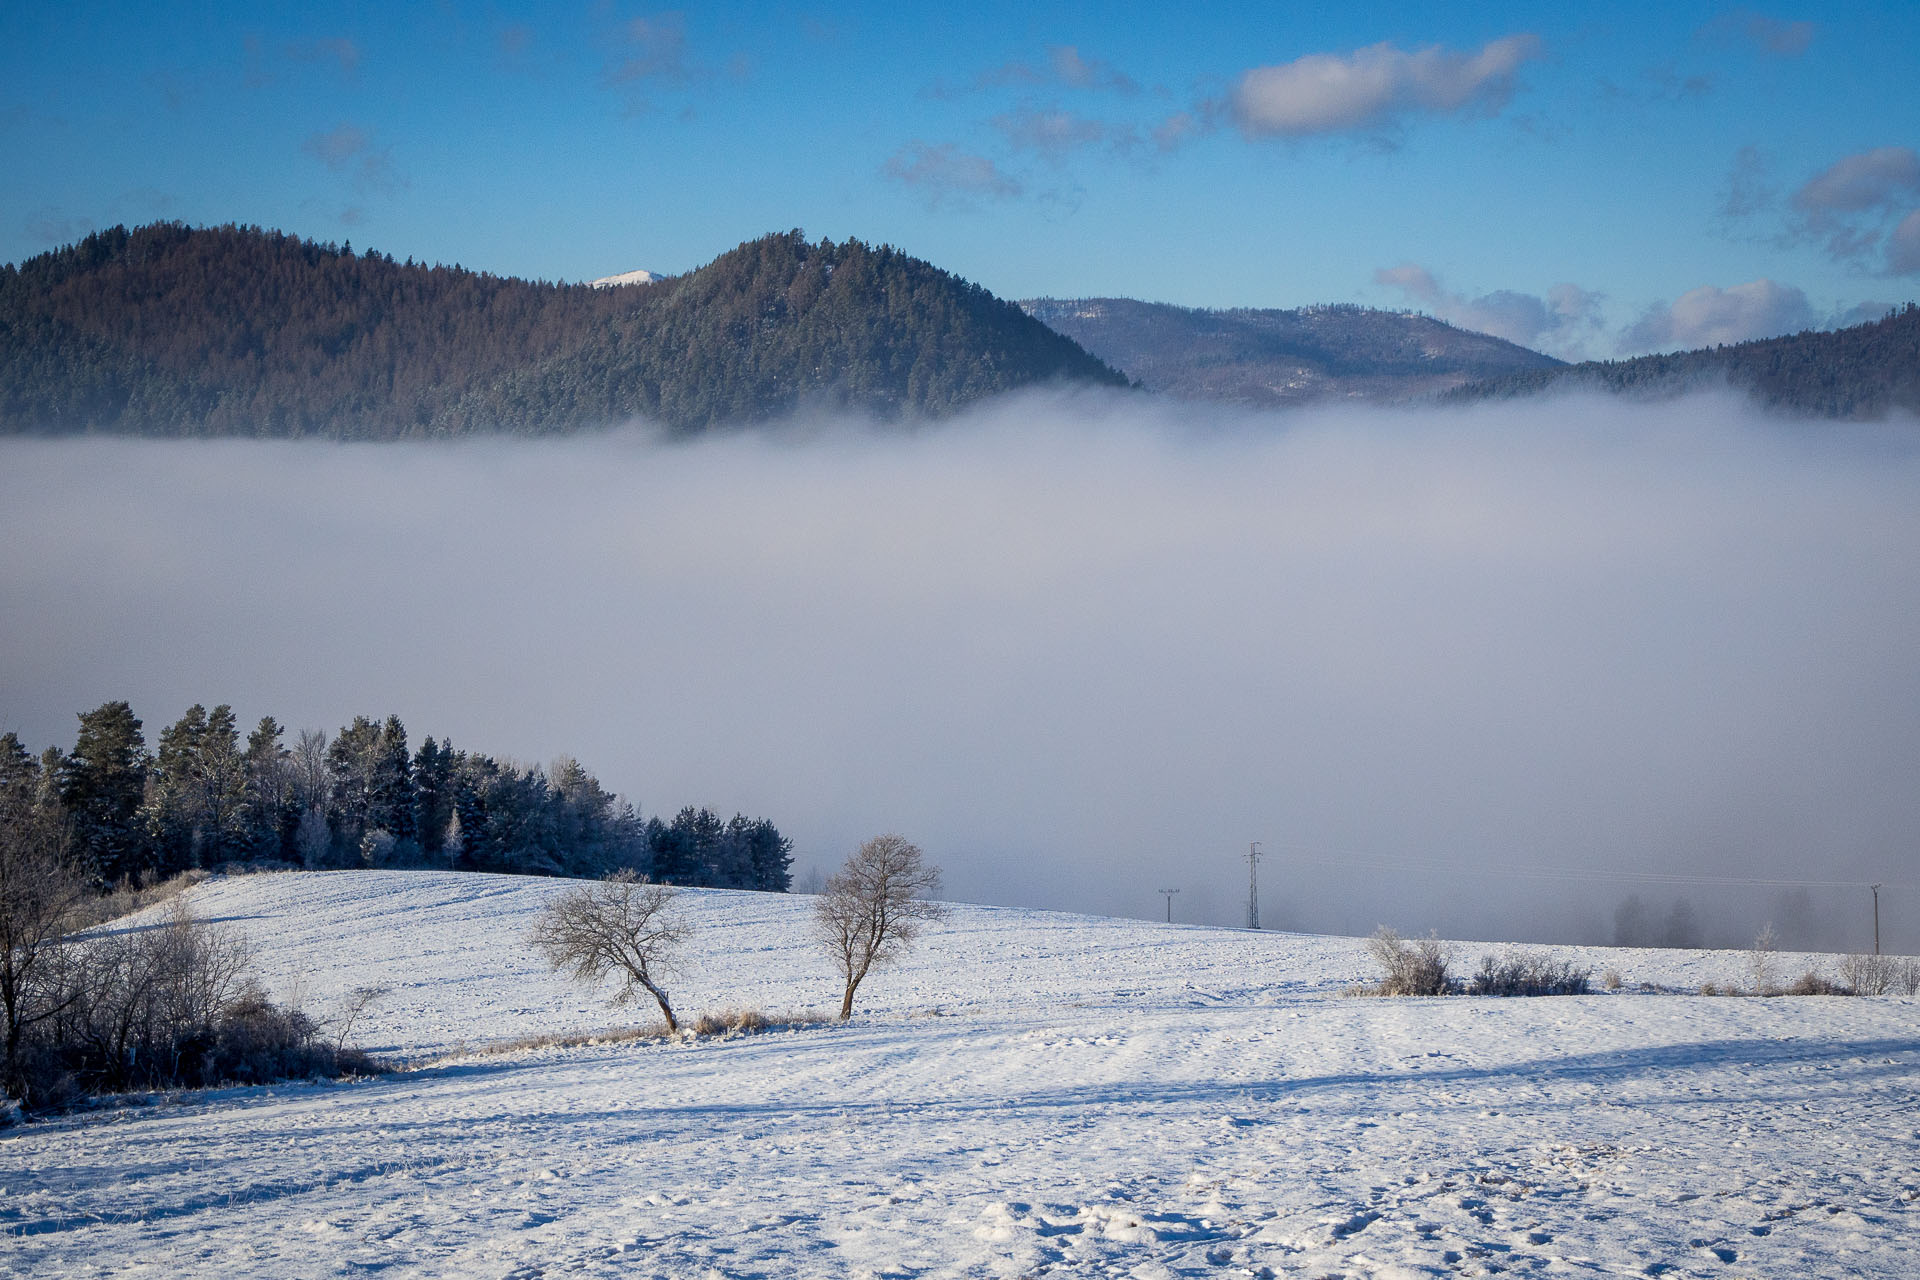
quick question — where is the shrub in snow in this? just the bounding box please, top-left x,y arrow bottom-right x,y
12,904 -> 381,1109
1362,928 -> 1453,996
1782,970 -> 1846,996
1466,950 -> 1591,997
1839,952 -> 1899,996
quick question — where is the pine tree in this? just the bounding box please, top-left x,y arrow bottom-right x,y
57,701 -> 149,884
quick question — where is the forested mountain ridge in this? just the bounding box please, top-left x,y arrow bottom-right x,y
1445,303 -> 1920,418
1022,297 -> 1564,408
0,224 -> 1126,437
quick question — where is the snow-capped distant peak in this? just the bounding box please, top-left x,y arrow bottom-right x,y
588,268 -> 666,288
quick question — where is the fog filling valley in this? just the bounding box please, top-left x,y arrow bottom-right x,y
3,388 -> 1917,952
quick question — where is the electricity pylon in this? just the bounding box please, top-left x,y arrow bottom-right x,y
1246,841 -> 1263,930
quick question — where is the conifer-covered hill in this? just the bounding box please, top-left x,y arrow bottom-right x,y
0,224 -> 1127,438
1445,303 -> 1920,419
1022,296 -> 1564,408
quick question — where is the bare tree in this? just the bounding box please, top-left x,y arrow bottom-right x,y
331,983 -> 392,1051
527,873 -> 689,1032
0,785 -> 89,1097
815,834 -> 947,1021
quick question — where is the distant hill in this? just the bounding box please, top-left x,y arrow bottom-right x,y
1021,297 -> 1563,408
588,268 -> 668,287
0,224 -> 1126,438
1446,304 -> 1920,419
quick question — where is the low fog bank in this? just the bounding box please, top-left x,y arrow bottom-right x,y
3,388 -> 1917,952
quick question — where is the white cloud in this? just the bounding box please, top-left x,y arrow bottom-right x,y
1230,35 -> 1542,138
1373,263 -> 1601,357
882,142 -> 1021,206
1620,279 -> 1814,353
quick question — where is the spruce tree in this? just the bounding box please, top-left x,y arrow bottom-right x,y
57,701 -> 149,884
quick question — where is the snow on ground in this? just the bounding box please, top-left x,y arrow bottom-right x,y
4,869 -> 1916,1278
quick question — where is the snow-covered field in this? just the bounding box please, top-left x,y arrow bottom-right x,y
4,870 -> 1916,1278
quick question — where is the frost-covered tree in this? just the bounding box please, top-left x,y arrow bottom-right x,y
527,873 -> 689,1032
57,701 -> 149,885
814,834 -> 946,1021
0,741 -> 88,1097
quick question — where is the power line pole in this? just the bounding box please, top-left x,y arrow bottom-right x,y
1246,841 -> 1262,930
1159,888 -> 1180,923
1871,883 -> 1882,955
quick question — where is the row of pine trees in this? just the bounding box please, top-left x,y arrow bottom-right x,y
0,701 -> 791,892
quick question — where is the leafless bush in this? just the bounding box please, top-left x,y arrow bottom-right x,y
691,1007 -> 784,1037
1747,924 -> 1778,996
815,834 -> 947,1020
527,873 -> 689,1032
66,869 -> 210,931
331,983 -> 392,1051
434,1009 -> 824,1064
1601,968 -> 1624,991
1361,928 -> 1453,996
16,906 -> 380,1107
1467,950 -> 1592,996
1839,952 -> 1898,996
1898,957 -> 1920,997
1782,970 -> 1846,996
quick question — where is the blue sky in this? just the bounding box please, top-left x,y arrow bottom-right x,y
4,1 -> 1917,357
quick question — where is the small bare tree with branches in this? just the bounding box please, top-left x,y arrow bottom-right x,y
0,787 -> 89,1099
527,873 -> 689,1032
815,834 -> 947,1021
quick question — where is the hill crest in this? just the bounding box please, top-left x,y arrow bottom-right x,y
0,224 -> 1126,438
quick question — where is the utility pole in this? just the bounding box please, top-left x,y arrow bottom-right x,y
1871,883 -> 1882,955
1159,888 -> 1180,923
1246,841 -> 1263,930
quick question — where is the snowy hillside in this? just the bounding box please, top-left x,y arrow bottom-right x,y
587,268 -> 665,287
5,870 -> 1916,1278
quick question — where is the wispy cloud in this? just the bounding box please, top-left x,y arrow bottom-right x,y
991,105 -> 1125,163
23,208 -> 92,246
1373,263 -> 1602,358
1888,212 -> 1920,276
605,12 -> 691,87
1699,10 -> 1816,57
498,24 -> 534,61
245,33 -> 362,87
597,10 -> 737,115
882,142 -> 1022,207
935,44 -> 1141,99
288,37 -> 362,78
1789,146 -> 1920,273
301,124 -> 406,195
1718,145 -> 1776,220
1228,35 -> 1543,138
